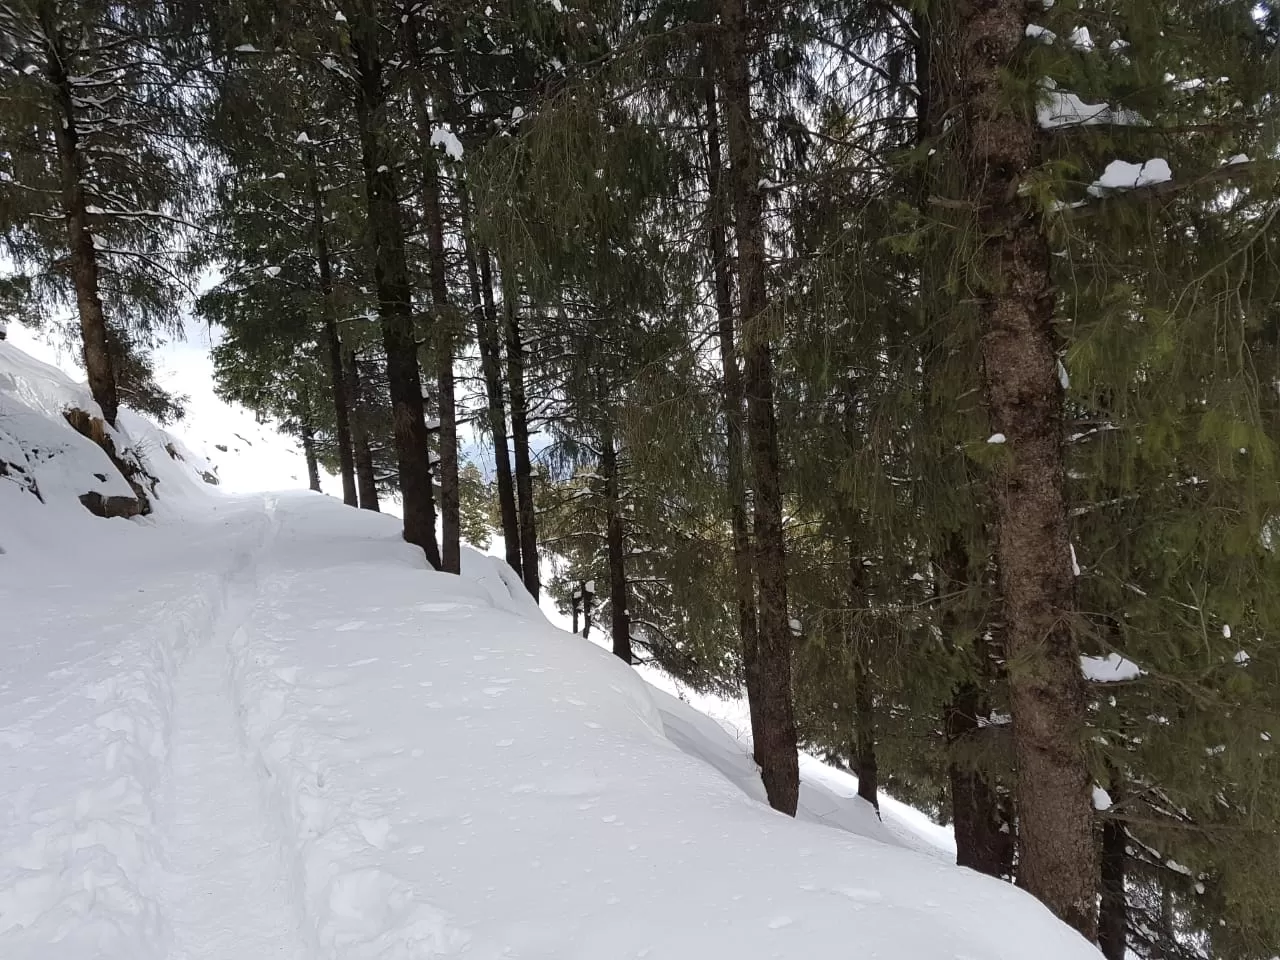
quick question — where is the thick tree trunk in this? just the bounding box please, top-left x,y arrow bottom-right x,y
956,0 -> 1097,936
946,683 -> 1013,878
44,26 -> 117,427
309,169 -> 358,507
1098,777 -> 1127,960
703,56 -> 763,743
301,425 -> 321,492
412,84 -> 460,574
600,415 -> 631,664
504,287 -> 540,599
718,0 -> 799,816
459,185 -> 521,577
345,348 -> 380,512
351,8 -> 439,567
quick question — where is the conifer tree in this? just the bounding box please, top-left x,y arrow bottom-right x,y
0,0 -> 200,425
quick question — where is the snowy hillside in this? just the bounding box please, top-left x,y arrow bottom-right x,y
0,343 -> 1099,959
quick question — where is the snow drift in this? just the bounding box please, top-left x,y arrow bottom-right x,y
0,341 -> 1100,959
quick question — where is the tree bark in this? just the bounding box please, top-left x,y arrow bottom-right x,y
718,0 -> 799,816
1098,778 -> 1127,960
702,55 -> 763,744
582,581 -> 594,638
848,545 -> 878,813
350,4 -> 439,567
956,0 -> 1097,936
301,424 -> 321,492
43,22 -> 118,426
600,412 -> 631,664
461,213 -> 522,577
504,285 -> 540,598
308,166 -> 358,507
345,348 -> 380,512
411,82 -> 460,573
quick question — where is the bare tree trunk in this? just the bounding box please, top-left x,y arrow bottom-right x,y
702,55 -> 762,742
1098,775 -> 1127,960
308,167 -> 358,507
462,217 -> 521,577
571,587 -> 580,635
345,348 -> 380,512
847,546 -> 878,812
351,3 -> 439,568
956,0 -> 1097,936
43,22 -> 117,426
600,412 -> 631,664
504,285 -> 540,599
301,424 -> 321,492
411,81 -> 460,574
582,581 -> 594,638
718,0 -> 799,816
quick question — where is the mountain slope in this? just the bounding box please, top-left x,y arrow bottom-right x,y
0,344 -> 1099,959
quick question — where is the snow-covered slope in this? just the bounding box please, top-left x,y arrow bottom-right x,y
0,345 -> 1099,960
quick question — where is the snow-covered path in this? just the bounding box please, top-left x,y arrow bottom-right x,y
156,525 -> 306,960
2,485 -> 1101,960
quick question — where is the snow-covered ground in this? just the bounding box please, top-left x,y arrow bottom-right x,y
0,342 -> 1098,959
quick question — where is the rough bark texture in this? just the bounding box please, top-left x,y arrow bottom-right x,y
600,416 -> 631,664
703,57 -> 763,743
309,169 -> 358,507
44,22 -> 117,427
946,684 -> 1013,878
302,425 -> 322,492
345,348 -> 380,512
504,290 -> 540,599
718,0 -> 799,817
351,5 -> 438,567
956,0 -> 1097,936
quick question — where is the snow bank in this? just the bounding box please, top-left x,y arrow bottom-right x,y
0,341 -> 218,555
225,495 -> 1098,960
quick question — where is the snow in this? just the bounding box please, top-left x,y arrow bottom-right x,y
1038,80 -> 1145,129
0,342 -> 1100,959
1081,652 -> 1143,682
987,432 -> 1006,444
1092,787 -> 1113,811
430,126 -> 465,161
1088,158 -> 1172,196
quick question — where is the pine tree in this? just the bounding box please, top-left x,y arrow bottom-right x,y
0,0 -> 200,425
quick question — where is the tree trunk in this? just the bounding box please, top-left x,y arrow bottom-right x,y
301,425 -> 321,492
846,545 -> 879,813
956,0 -> 1097,936
717,0 -> 799,816
308,167 -> 358,507
1098,777 -> 1127,960
571,588 -> 580,635
345,348 -> 380,512
946,682 -> 1013,878
44,23 -> 118,427
504,286 -> 540,599
702,54 -> 762,744
350,4 -> 439,568
600,414 -> 631,664
412,84 -> 460,574
462,215 -> 522,577
582,581 -> 594,638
